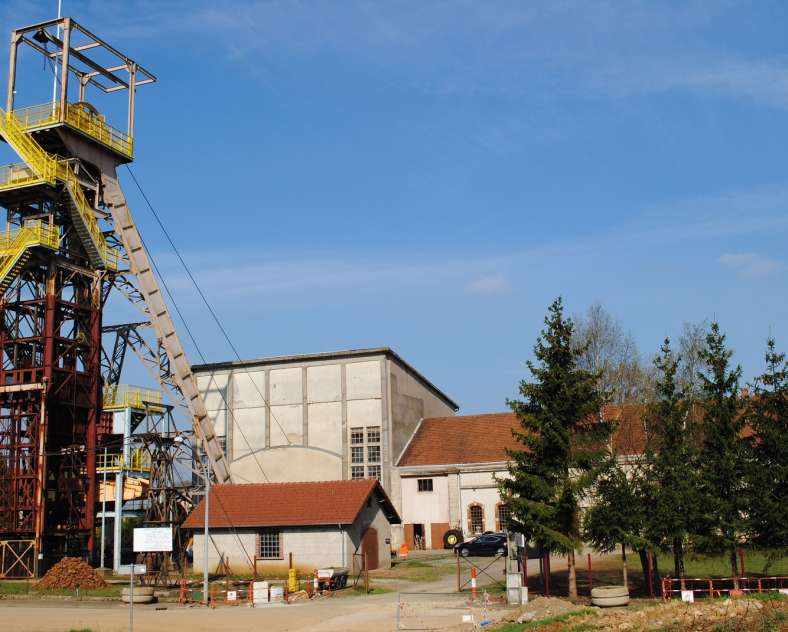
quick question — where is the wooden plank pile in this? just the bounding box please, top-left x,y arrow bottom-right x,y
38,557 -> 107,589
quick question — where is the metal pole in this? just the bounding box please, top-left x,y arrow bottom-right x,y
203,463 -> 210,606
100,447 -> 107,567
129,564 -> 134,632
52,1 -> 62,106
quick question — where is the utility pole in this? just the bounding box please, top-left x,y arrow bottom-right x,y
203,463 -> 210,606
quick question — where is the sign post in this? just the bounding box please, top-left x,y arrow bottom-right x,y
130,527 -> 173,631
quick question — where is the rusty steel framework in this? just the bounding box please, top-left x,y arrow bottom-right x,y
0,16 -> 229,578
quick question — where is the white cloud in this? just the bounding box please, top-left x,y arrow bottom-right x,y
466,274 -> 509,295
718,253 -> 780,278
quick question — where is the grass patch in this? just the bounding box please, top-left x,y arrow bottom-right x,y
0,581 -> 125,598
655,550 -> 788,578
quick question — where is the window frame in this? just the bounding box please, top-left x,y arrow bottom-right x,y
467,503 -> 485,535
417,478 -> 434,493
256,530 -> 282,560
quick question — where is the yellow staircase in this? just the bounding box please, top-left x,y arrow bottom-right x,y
0,108 -> 119,271
0,220 -> 60,294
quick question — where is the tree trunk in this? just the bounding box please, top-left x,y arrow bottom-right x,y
567,550 -> 577,599
621,543 -> 628,589
673,538 -> 685,589
730,547 -> 739,590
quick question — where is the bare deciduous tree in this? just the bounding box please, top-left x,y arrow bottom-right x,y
572,303 -> 655,404
678,321 -> 708,398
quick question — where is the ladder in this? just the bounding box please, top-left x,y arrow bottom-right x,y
102,172 -> 232,483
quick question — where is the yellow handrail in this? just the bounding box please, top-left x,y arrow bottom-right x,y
0,162 -> 46,192
11,102 -> 133,157
0,109 -> 121,270
0,220 -> 59,282
96,448 -> 150,473
103,384 -> 163,410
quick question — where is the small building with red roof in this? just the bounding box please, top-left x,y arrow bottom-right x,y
183,479 -> 400,574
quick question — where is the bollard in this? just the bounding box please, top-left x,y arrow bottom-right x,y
471,566 -> 477,600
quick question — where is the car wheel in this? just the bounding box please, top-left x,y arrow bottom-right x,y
496,547 -> 506,556
460,548 -> 470,557
443,529 -> 463,549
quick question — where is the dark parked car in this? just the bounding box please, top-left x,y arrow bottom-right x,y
454,533 -> 508,557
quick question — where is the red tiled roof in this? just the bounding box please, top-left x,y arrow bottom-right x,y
397,406 -> 649,467
397,413 -> 522,467
182,479 -> 400,529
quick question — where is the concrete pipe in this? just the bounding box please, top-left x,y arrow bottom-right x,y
591,585 -> 630,607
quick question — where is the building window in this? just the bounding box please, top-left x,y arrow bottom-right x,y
417,478 -> 433,492
496,503 -> 511,532
351,446 -> 364,464
258,530 -> 281,559
468,504 -> 484,534
348,424 -> 382,480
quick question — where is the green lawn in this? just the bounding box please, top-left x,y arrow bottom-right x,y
654,550 -> 788,578
0,581 -> 125,598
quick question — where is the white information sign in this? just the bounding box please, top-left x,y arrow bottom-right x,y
118,564 -> 146,575
681,590 -> 695,603
133,527 -> 173,553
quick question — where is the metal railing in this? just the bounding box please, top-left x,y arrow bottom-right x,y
0,220 -> 59,284
11,102 -> 133,157
96,447 -> 150,473
103,384 -> 164,410
0,109 -> 121,270
0,162 -> 46,192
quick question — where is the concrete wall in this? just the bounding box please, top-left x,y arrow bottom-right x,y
399,475 -> 450,549
345,498 -> 393,570
195,352 -> 455,506
193,526 -> 347,575
398,465 -> 509,545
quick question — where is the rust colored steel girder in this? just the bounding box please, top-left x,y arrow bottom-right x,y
0,262 -> 102,571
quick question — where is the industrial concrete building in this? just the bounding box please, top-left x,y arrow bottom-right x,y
192,348 -> 458,546
184,479 -> 400,574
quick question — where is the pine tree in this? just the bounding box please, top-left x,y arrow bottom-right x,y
583,460 -> 645,587
745,339 -> 788,554
500,298 -> 611,599
643,339 -> 698,579
695,322 -> 746,579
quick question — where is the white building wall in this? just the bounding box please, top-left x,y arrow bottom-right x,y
193,527 -> 347,575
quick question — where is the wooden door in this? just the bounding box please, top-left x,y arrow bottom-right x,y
362,526 -> 379,571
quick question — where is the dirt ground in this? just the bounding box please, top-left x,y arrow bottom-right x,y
1,552 -> 785,632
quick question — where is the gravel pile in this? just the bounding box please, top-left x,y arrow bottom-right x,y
38,557 -> 107,590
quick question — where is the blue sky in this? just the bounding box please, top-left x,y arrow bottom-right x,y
2,1 -> 787,413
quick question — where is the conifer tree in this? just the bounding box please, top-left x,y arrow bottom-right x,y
500,298 -> 611,599
745,339 -> 788,553
695,323 -> 746,579
583,460 -> 645,587
643,339 -> 698,579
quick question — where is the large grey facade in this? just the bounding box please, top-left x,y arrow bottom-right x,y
192,348 -> 457,547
